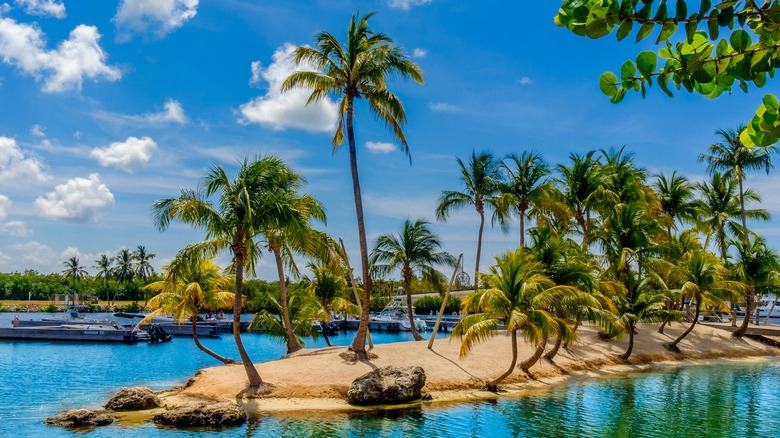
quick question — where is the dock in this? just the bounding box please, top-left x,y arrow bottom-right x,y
0,326 -> 140,343
701,321 -> 780,337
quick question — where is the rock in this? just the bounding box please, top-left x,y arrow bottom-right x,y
347,366 -> 426,406
104,387 -> 161,411
153,402 -> 247,427
44,409 -> 116,428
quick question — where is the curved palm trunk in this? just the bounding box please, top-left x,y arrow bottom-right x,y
733,284 -> 755,338
563,317 -> 580,350
345,97 -> 372,360
739,177 -> 748,239
763,298 -> 777,326
485,329 -> 517,391
192,316 -> 235,364
233,248 -> 263,387
669,294 -> 701,350
658,321 -> 667,334
273,247 -> 302,354
474,209 -> 485,292
545,336 -> 562,361
619,322 -> 635,361
404,271 -> 424,341
520,339 -> 546,371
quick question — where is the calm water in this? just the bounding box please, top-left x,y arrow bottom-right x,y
1,313 -> 779,437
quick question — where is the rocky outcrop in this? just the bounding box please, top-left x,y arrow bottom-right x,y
153,402 -> 247,427
44,409 -> 116,427
347,366 -> 426,406
105,387 -> 161,411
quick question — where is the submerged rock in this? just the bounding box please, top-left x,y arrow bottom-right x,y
153,402 -> 247,427
105,387 -> 161,411
347,366 -> 426,406
44,409 -> 116,427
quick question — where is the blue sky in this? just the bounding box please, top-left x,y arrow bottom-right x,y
0,0 -> 777,280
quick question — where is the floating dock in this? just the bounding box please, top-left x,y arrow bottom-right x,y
0,326 -> 140,344
702,321 -> 780,337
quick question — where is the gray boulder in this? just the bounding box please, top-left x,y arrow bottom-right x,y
153,402 -> 247,427
105,387 -> 161,411
347,366 -> 426,406
44,409 -> 116,428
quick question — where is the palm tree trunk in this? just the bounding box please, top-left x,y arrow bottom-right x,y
475,209 -> 485,292
339,238 -> 373,349
763,297 -> 777,325
563,317 -> 579,350
669,294 -> 701,350
733,285 -> 754,338
273,247 -> 303,354
345,96 -> 372,361
739,177 -> 748,239
545,335 -> 562,361
658,321 -> 667,334
428,254 -> 462,349
191,316 -> 235,364
619,322 -> 635,361
404,271 -> 423,341
485,329 -> 517,390
731,302 -> 737,327
519,207 -> 525,248
520,340 -> 546,371
233,247 -> 263,387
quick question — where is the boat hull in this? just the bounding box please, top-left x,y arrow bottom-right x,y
0,326 -> 139,344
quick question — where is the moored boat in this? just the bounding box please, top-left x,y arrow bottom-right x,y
0,324 -> 140,344
372,296 -> 428,332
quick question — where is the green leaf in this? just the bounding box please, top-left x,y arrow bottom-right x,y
699,0 -> 711,16
740,124 -> 756,148
656,21 -> 677,43
676,0 -> 687,20
636,22 -> 654,43
685,15 -> 699,43
737,10 -> 747,27
636,51 -> 658,77
764,94 -> 779,110
621,60 -> 637,81
716,38 -> 728,56
717,6 -> 733,26
739,80 -> 748,93
708,11 -> 720,39
715,1 -> 738,9
755,71 -> 767,88
599,71 -> 619,97
653,1 -> 668,21
730,29 -> 751,52
609,87 -> 627,103
616,19 -> 633,41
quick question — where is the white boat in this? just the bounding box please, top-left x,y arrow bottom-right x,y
372,296 -> 427,332
756,295 -> 780,318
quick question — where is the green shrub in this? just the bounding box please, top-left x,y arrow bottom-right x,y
369,295 -> 390,312
124,301 -> 140,313
88,303 -> 97,312
412,295 -> 462,315
42,303 -> 59,313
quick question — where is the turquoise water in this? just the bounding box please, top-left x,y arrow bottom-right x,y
1,313 -> 779,437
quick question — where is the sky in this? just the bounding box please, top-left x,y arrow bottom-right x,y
0,0 -> 778,281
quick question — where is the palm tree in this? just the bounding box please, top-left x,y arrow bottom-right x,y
666,250 -> 743,351
497,152 -> 564,247
654,172 -> 699,238
699,125 -> 776,239
371,218 -> 455,341
93,254 -> 113,304
113,249 -> 135,306
134,245 -> 156,305
730,237 -> 780,338
282,12 -> 424,360
454,249 -> 574,390
248,284 -> 324,348
695,173 -> 769,261
556,151 -> 602,248
153,156 -> 295,388
61,257 -> 88,298
436,151 -> 502,292
302,262 -> 355,347
144,254 -> 236,364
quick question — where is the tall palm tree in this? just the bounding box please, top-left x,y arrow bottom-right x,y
371,218 -> 455,341
556,151 -> 602,248
282,12 -> 423,360
153,156 -> 294,388
113,249 -> 135,306
654,172 -> 699,238
302,262 -> 355,347
144,254 -> 236,364
436,151 -> 502,292
61,257 -> 88,297
699,125 -> 777,239
454,249 -> 574,390
93,254 -> 113,303
730,237 -> 780,338
497,152 -> 563,247
666,250 -> 743,351
696,173 -> 769,261
134,245 -> 156,305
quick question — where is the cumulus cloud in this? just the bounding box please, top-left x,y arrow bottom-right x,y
249,60 -> 262,87
140,99 -> 187,123
428,102 -> 459,112
34,173 -> 115,222
10,240 -> 55,265
412,48 -> 427,58
30,124 -> 45,137
0,18 -> 120,92
15,0 -> 66,18
0,136 -> 50,183
114,0 -> 198,42
517,76 -> 534,86
387,0 -> 432,10
90,136 -> 157,172
365,141 -> 396,154
0,194 -> 30,236
239,43 -> 339,133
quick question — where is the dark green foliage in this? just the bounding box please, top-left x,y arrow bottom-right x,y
411,295 -> 462,315
369,295 -> 390,312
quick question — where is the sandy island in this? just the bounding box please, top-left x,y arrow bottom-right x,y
146,323 -> 778,417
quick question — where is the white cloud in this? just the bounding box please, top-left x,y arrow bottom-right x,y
0,194 -> 29,236
239,43 -> 339,133
0,18 -> 120,92
90,136 -> 157,172
0,136 -> 50,183
15,0 -> 65,18
249,60 -> 262,87
517,76 -> 534,86
140,98 -> 187,123
412,48 -> 427,58
114,0 -> 198,42
365,141 -> 396,154
428,102 -> 459,112
30,124 -> 45,137
387,0 -> 432,10
10,241 -> 56,265
34,173 -> 115,222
